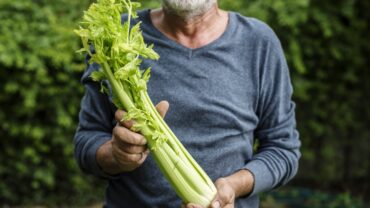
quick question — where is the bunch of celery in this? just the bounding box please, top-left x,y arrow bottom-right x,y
75,0 -> 217,206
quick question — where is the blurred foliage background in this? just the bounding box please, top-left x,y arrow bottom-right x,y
0,0 -> 368,207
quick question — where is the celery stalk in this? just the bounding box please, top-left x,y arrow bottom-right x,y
75,0 -> 217,206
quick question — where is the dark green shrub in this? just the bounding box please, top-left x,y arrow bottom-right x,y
0,0 -> 104,205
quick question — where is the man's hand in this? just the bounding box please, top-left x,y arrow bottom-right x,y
183,169 -> 254,208
96,100 -> 169,174
182,178 -> 235,208
111,108 -> 149,172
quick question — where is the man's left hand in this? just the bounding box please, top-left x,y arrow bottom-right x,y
182,177 -> 235,208
182,169 -> 254,208
211,177 -> 236,208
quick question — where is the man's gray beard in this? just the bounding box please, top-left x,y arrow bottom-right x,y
161,0 -> 217,20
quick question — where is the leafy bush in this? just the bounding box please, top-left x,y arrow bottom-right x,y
0,0 -> 104,205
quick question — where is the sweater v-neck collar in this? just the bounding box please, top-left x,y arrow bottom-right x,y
140,9 -> 235,56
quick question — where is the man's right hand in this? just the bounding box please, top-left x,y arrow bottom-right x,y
111,109 -> 149,172
96,101 -> 169,175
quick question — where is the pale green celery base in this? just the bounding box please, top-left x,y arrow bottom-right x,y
142,91 -> 217,194
140,91 -> 217,205
152,144 -> 211,207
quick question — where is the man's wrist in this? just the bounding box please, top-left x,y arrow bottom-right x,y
96,140 -> 123,175
224,169 -> 255,198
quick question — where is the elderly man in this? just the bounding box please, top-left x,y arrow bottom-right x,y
74,0 -> 301,207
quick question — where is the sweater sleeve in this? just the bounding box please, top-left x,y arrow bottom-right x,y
73,61 -> 118,179
243,35 -> 301,196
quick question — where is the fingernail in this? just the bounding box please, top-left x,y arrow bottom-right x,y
186,203 -> 198,208
188,204 -> 196,208
212,201 -> 220,208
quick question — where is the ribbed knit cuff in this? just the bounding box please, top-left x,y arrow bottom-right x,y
243,159 -> 274,196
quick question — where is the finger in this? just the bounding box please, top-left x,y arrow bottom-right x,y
185,203 -> 203,208
112,145 -> 149,164
210,187 -> 222,208
115,109 -> 135,129
113,125 -> 147,145
137,149 -> 150,164
156,100 -> 169,118
211,200 -> 221,208
120,143 -> 147,154
212,178 -> 234,208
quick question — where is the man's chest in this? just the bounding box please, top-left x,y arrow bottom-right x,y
143,53 -> 260,136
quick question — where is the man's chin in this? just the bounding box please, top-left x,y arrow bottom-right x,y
161,0 -> 216,19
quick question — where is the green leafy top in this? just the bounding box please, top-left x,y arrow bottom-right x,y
75,0 -> 159,71
74,0 -> 167,150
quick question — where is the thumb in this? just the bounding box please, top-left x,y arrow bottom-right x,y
211,199 -> 221,208
155,100 -> 169,118
184,203 -> 203,208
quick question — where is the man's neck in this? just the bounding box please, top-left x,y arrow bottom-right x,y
150,5 -> 229,49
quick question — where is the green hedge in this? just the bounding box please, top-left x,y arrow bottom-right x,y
0,0 -> 104,205
0,0 -> 368,205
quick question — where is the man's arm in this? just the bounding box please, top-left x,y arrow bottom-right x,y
243,36 -> 301,196
74,62 -> 118,179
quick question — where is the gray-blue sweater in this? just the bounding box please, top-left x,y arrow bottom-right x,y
74,9 -> 301,208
